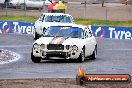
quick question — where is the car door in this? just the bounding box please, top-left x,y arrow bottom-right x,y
84,27 -> 95,57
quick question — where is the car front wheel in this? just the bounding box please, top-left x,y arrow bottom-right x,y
33,29 -> 39,40
77,48 -> 85,62
31,51 -> 41,63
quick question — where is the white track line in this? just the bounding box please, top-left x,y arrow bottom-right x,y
0,49 -> 21,65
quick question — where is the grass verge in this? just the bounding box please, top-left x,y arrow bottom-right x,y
0,15 -> 132,26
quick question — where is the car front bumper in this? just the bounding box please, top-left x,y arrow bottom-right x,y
33,49 -> 81,60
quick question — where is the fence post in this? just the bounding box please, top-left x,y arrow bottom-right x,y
106,7 -> 107,20
128,9 -> 131,21
24,0 -> 26,16
102,0 -> 105,7
81,1 -> 89,18
5,2 -> 7,16
125,0 -> 128,5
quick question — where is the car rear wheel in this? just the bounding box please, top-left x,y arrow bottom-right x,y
90,47 -> 97,60
33,29 -> 39,40
77,48 -> 85,62
31,51 -> 41,63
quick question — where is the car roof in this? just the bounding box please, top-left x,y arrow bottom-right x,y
42,13 -> 72,17
49,23 -> 87,30
71,24 -> 87,30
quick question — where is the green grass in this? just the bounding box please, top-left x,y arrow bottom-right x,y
0,15 -> 132,26
0,15 -> 37,22
74,18 -> 132,26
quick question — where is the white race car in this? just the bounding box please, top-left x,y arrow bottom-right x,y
33,13 -> 74,40
31,24 -> 97,63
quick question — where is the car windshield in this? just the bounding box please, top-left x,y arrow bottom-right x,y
44,26 -> 83,38
45,15 -> 73,23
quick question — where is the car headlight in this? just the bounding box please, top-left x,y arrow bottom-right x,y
72,45 -> 78,52
33,43 -> 39,51
40,44 -> 45,49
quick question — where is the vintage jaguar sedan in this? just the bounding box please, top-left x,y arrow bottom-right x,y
31,24 -> 97,63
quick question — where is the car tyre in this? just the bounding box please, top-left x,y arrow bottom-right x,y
31,51 -> 41,63
90,47 -> 97,60
77,48 -> 85,62
33,29 -> 39,40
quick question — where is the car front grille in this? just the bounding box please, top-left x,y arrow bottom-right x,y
46,52 -> 66,58
47,44 -> 64,50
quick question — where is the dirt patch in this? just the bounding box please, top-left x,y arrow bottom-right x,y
0,78 -> 132,88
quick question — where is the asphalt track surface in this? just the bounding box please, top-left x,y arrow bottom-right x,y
0,34 -> 132,79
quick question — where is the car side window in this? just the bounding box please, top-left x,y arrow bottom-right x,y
42,15 -> 45,22
39,14 -> 43,21
87,28 -> 92,38
84,28 -> 92,39
70,16 -> 73,23
84,31 -> 87,39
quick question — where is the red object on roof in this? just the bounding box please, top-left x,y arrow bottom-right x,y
52,2 -> 56,6
48,2 -> 57,10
